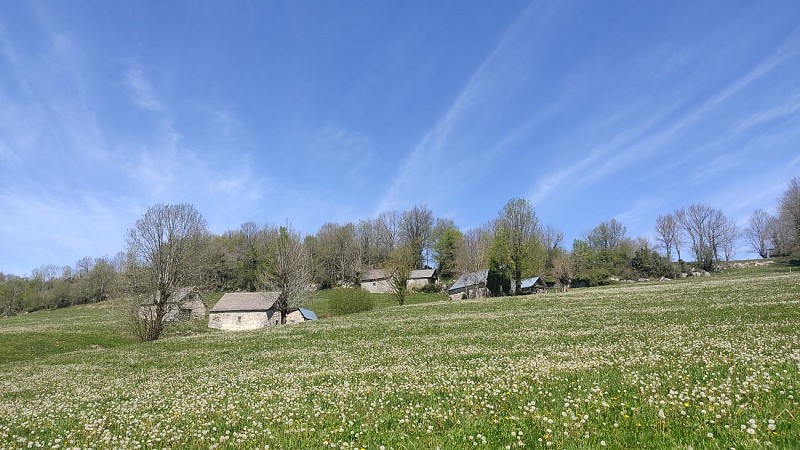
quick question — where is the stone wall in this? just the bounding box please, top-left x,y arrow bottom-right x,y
448,286 -> 488,301
361,279 -> 392,293
285,310 -> 306,324
138,288 -> 206,324
407,278 -> 432,289
208,311 -> 275,331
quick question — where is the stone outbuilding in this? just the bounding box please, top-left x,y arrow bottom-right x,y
360,269 -> 392,293
139,286 -> 206,323
519,276 -> 546,294
284,308 -> 319,324
407,268 -> 438,290
208,292 -> 317,331
447,269 -> 489,300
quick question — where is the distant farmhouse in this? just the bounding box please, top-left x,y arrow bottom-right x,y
139,286 -> 206,323
407,268 -> 438,289
360,269 -> 391,293
208,292 -> 317,331
520,276 -> 546,294
360,268 -> 439,293
447,269 -> 489,300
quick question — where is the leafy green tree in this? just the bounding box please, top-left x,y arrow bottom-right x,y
488,225 -> 512,296
492,199 -> 545,295
430,219 -> 462,281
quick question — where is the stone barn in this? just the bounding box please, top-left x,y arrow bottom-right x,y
519,276 -> 546,294
360,269 -> 391,293
208,292 -> 318,331
139,286 -> 206,323
407,268 -> 438,290
447,269 -> 489,300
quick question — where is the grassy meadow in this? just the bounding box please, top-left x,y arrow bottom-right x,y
0,268 -> 799,449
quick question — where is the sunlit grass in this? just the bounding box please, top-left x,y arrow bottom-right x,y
0,271 -> 798,449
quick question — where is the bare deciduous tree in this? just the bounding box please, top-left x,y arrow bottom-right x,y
126,203 -> 207,341
551,252 -> 573,292
400,205 -> 434,269
314,222 -> 359,286
654,213 -> 681,261
75,256 -> 94,277
375,210 -> 401,261
355,219 -> 379,271
0,278 -> 25,317
586,219 -> 627,251
262,225 -> 312,324
745,209 -> 773,258
540,225 -> 564,253
385,245 -> 416,306
676,204 -> 735,270
458,226 -> 492,275
776,177 -> 800,255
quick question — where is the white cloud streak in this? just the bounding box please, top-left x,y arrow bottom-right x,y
375,2 -> 559,214
528,30 -> 800,206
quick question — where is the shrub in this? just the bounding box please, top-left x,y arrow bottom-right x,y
418,283 -> 441,294
328,288 -> 374,316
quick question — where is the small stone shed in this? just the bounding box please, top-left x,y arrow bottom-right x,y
208,292 -> 317,331
407,268 -> 438,289
447,269 -> 489,300
519,276 -> 546,294
139,286 -> 206,323
360,269 -> 392,293
285,308 -> 318,324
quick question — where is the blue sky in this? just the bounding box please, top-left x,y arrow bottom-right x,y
1,1 -> 799,276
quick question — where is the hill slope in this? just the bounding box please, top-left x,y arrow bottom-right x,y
1,273 -> 799,448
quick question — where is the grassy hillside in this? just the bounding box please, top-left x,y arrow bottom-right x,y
0,272 -> 798,449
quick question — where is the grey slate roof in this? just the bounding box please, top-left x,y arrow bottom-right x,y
210,292 -> 281,313
409,269 -> 437,279
448,269 -> 489,292
143,286 -> 199,306
361,269 -> 389,282
520,277 -> 544,289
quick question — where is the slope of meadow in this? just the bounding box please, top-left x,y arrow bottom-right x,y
1,271 -> 799,449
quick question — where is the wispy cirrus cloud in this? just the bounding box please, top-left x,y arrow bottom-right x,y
528,28 -> 800,207
375,2 -> 561,214
124,63 -> 165,113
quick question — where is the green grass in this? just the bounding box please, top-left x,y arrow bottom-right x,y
0,269 -> 798,449
0,299 -> 134,364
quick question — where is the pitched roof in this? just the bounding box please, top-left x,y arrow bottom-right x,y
409,268 -> 437,279
298,308 -> 318,320
361,269 -> 389,281
520,277 -> 544,289
210,292 -> 281,313
143,286 -> 200,306
448,269 -> 489,292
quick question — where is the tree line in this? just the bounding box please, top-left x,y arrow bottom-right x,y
2,176 -> 800,318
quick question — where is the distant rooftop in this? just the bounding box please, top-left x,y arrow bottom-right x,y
210,292 -> 281,313
448,269 -> 488,292
409,268 -> 437,279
